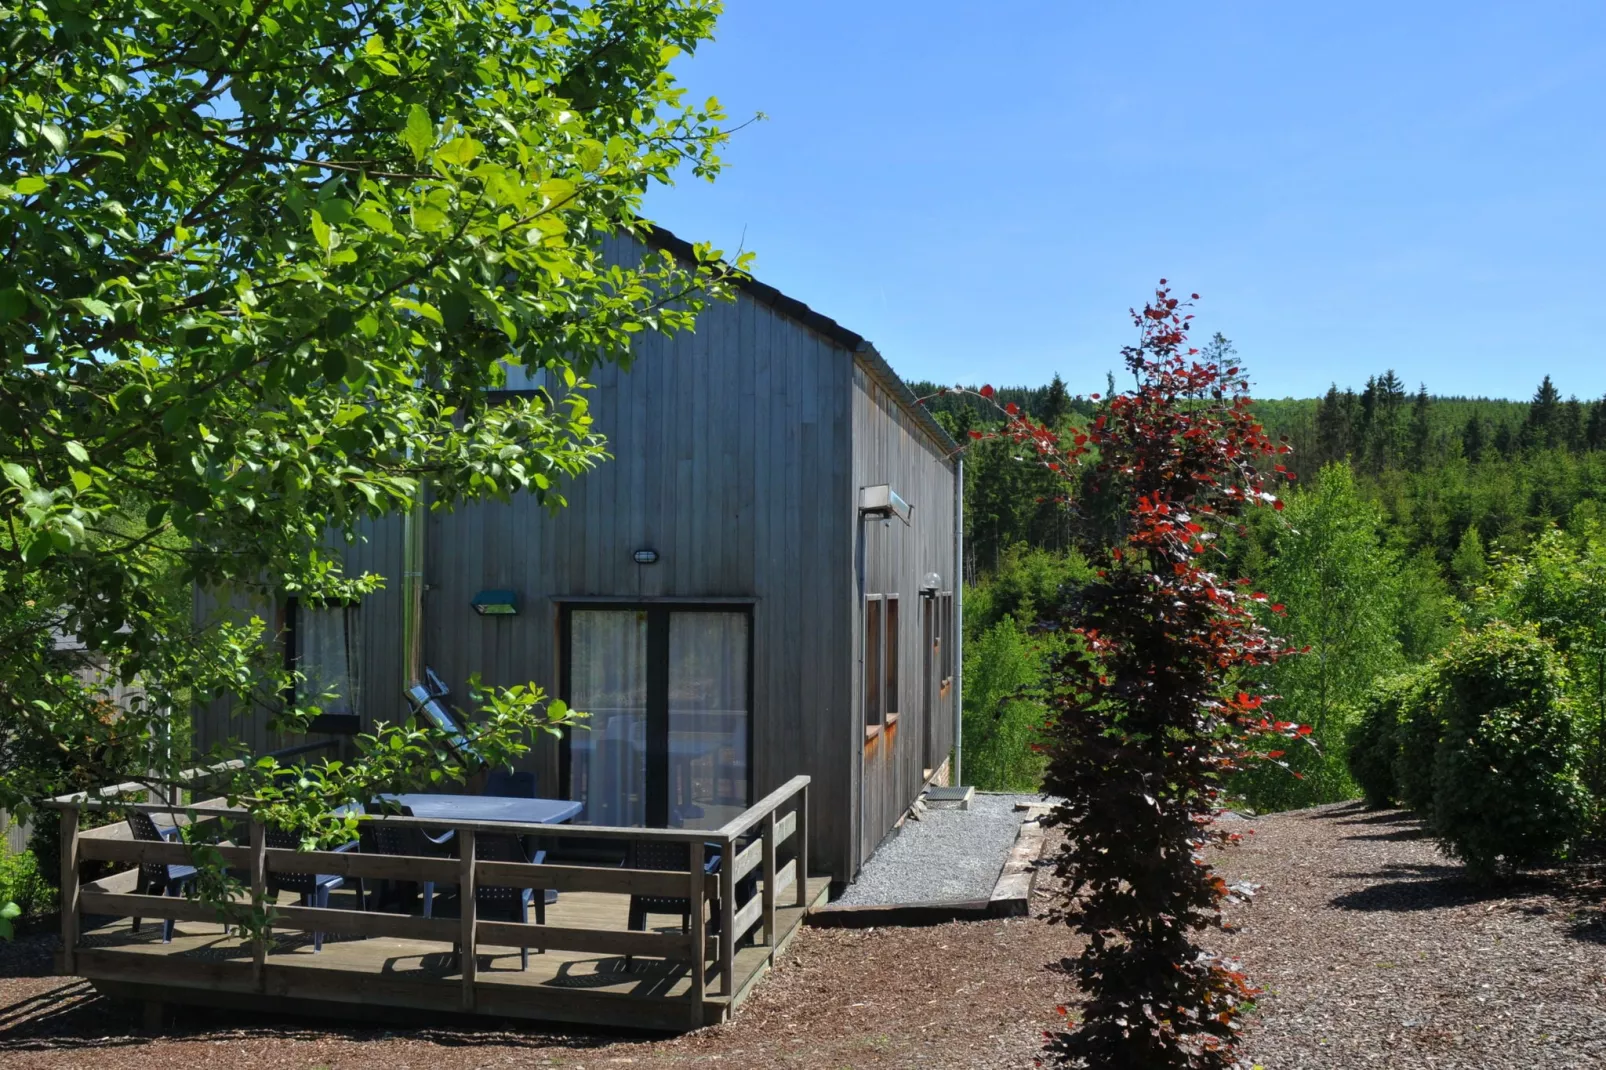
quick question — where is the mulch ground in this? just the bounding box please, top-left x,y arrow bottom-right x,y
1,803 -> 1602,1069
1214,801 -> 1606,1070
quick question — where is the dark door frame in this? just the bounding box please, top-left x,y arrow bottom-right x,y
557,601 -> 756,827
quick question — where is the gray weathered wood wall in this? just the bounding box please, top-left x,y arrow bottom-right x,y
850,361 -> 959,866
191,231 -> 959,882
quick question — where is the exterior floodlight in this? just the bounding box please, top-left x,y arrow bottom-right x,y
633,548 -> 660,564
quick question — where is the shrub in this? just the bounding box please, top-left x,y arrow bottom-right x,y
1430,623 -> 1588,879
0,849 -> 55,923
962,616 -> 1053,791
1346,670 -> 1429,809
1393,672 -> 1444,818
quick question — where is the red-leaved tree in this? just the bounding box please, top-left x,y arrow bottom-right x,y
932,285 -> 1301,1068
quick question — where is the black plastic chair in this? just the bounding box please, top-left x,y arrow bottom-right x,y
483,770 -> 538,798
126,811 -> 202,942
263,826 -> 362,952
365,806 -> 456,917
457,832 -> 547,971
623,839 -> 723,970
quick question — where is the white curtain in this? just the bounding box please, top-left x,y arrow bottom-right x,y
668,612 -> 749,830
569,610 -> 648,826
297,605 -> 361,716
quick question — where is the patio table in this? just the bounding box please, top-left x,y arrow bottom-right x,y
374,793 -> 583,825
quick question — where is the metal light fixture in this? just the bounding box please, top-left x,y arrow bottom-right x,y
471,589 -> 519,616
921,571 -> 942,595
633,548 -> 659,565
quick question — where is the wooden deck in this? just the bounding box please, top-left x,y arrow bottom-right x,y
65,878 -> 828,1030
51,774 -> 817,1032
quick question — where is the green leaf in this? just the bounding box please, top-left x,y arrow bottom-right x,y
402,104 -> 433,163
538,178 -> 575,207
322,347 -> 350,381
12,176 -> 48,196
437,137 -> 482,167
73,297 -> 114,320
355,207 -> 393,234
310,210 -> 332,252
2,463 -> 32,489
65,440 -> 89,464
411,205 -> 447,232
38,123 -> 67,155
0,288 -> 27,322
144,502 -> 168,528
70,469 -> 92,492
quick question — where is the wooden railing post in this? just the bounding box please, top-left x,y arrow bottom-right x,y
459,828 -> 477,1011
59,807 -> 79,976
719,834 -> 736,996
794,784 -> 810,908
686,839 -> 706,1027
761,811 -> 777,946
249,819 -> 267,990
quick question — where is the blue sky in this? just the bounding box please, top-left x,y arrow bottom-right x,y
642,1 -> 1606,402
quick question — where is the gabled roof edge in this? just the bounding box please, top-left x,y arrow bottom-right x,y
644,225 -> 960,461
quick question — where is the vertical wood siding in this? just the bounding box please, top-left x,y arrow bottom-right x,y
191,233 -> 956,882
850,364 -> 959,870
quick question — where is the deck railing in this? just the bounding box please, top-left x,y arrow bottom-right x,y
46,770 -> 810,1026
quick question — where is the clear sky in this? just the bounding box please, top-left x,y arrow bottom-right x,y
641,1 -> 1606,402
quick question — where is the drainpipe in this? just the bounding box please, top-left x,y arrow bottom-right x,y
953,455 -> 964,787
400,490 -> 426,691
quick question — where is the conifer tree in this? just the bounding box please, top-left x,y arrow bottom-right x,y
1407,385 -> 1433,469
1588,397 -> 1606,452
1525,375 -> 1563,450
1041,372 -> 1071,427
1463,410 -> 1487,462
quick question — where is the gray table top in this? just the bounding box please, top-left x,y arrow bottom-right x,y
378,793 -> 583,825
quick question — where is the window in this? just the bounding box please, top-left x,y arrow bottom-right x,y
885,595 -> 900,720
286,599 -> 362,729
865,596 -> 883,730
938,592 -> 954,685
864,594 -> 900,734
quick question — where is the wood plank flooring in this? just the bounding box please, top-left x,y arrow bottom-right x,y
70,878 -> 830,1031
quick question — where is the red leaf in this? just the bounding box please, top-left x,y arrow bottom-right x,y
1005,402 -> 1019,415
968,430 -> 983,440
979,384 -> 995,398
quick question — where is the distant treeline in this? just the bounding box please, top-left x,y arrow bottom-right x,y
915,369 -> 1606,578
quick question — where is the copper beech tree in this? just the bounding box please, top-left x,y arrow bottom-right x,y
930,285 -> 1304,1068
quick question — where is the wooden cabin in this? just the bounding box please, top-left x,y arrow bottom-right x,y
195,229 -> 965,885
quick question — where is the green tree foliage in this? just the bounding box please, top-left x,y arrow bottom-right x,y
1345,670 -> 1430,809
1429,623 -> 1588,879
960,545 -> 1093,791
1477,518 -> 1606,800
0,0 -> 740,856
961,616 -> 1052,792
1236,463 -> 1402,810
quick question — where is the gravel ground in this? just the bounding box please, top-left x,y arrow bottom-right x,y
1212,801 -> 1606,1070
833,792 -> 1038,907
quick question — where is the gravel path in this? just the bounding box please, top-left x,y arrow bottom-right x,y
833,792 -> 1037,906
1211,801 -> 1606,1070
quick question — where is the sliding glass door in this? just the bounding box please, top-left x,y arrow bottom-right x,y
564,605 -> 751,829
566,609 -> 649,826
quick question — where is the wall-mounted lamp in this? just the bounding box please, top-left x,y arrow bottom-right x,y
920,572 -> 942,595
633,548 -> 660,565
471,589 -> 519,616
859,484 -> 913,525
